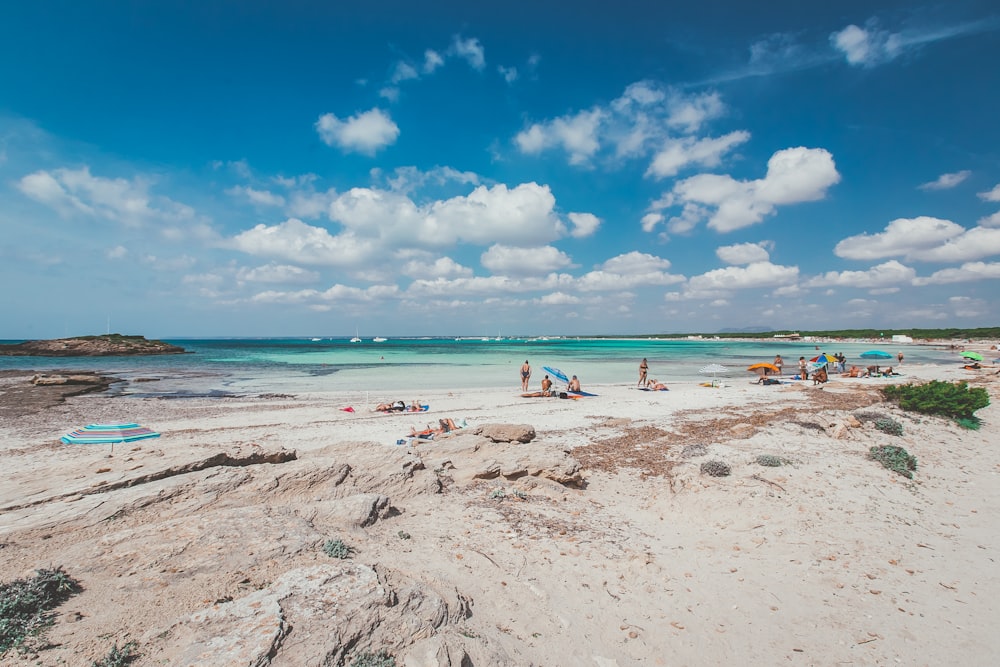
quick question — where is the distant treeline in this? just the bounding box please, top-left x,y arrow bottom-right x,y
615,327 -> 1000,340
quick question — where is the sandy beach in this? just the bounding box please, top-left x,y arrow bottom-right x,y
1,358 -> 998,666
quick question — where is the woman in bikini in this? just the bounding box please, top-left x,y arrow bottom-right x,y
520,360 -> 531,391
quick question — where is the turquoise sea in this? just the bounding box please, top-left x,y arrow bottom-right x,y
0,337 -> 962,397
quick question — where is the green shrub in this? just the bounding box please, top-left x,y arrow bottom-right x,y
349,650 -> 396,667
0,567 -> 82,655
755,454 -> 785,467
955,416 -> 982,430
869,445 -> 917,479
92,641 -> 138,666
874,418 -> 903,436
882,380 -> 989,419
322,539 -> 354,559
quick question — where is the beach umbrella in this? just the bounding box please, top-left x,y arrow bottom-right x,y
699,363 -> 730,379
859,350 -> 893,360
961,351 -> 984,362
810,353 -> 837,365
542,366 -> 569,384
747,362 -> 779,376
61,423 -> 160,445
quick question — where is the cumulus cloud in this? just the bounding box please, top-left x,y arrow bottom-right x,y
646,131 -> 750,179
498,65 -> 518,83
329,182 -> 564,247
516,83 -> 735,169
537,291 -> 582,305
450,35 -> 485,70
390,61 -> 419,84
662,147 -> 840,232
423,49 -> 444,74
236,263 -> 319,283
515,109 -> 605,165
226,185 -> 285,207
17,166 -> 196,227
831,23 -> 902,67
805,260 -> 916,288
918,170 -> 971,191
229,218 -> 377,266
686,261 -> 798,294
567,212 -> 601,238
913,261 -> 1000,285
979,211 -> 1000,228
640,212 -> 663,233
481,244 -> 574,275
399,256 -> 472,279
979,183 -> 1000,202
576,252 -> 683,291
716,242 -> 770,265
834,216 -> 1000,262
315,108 -> 399,155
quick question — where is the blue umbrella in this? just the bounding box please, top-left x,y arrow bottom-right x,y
542,366 -> 569,384
859,350 -> 893,360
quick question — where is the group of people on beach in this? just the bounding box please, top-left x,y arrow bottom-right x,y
521,360 -> 580,395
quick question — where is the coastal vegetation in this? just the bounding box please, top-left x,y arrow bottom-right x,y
0,567 -> 81,656
869,445 -> 918,479
882,380 -> 990,420
0,334 -> 185,357
322,538 -> 355,559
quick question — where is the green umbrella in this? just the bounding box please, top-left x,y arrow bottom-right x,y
961,351 -> 984,362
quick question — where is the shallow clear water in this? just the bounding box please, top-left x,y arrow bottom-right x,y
0,337 -> 961,396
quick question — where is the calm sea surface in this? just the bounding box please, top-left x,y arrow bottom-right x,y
0,337 -> 961,396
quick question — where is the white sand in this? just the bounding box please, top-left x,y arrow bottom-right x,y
1,359 -> 998,665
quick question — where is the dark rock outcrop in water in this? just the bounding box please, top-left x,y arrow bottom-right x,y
0,334 -> 186,356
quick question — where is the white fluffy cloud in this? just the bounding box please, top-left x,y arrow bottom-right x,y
834,216 -> 1000,262
576,252 -> 683,291
399,256 -> 472,279
236,263 -> 319,283
830,23 -> 902,67
329,182 -> 565,247
315,108 -> 399,155
979,211 -> 1000,228
805,260 -> 916,288
686,261 -> 798,294
17,166 -> 196,227
567,212 -> 601,238
229,218 -> 377,266
646,131 -> 750,179
664,147 -> 840,232
450,35 -> 485,70
226,185 -> 285,207
716,242 -> 770,265
516,83 -> 734,169
979,183 -> 1000,202
918,170 -> 971,191
481,244 -> 574,275
914,261 -> 1000,285
515,109 -> 605,165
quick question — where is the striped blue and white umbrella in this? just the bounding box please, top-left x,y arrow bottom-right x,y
61,423 -> 160,445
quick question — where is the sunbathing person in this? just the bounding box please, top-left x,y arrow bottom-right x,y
406,399 -> 426,411
841,365 -> 861,378
568,375 -> 581,392
541,375 -> 553,395
409,417 -> 459,440
812,367 -> 828,385
649,379 -> 668,390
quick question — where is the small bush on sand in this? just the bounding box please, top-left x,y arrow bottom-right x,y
91,641 -> 138,667
955,416 -> 981,430
700,460 -> 731,477
869,445 -> 917,479
882,381 -> 989,420
0,567 -> 82,656
349,650 -> 396,667
755,454 -> 786,467
874,418 -> 903,436
322,539 -> 354,559
680,444 -> 708,459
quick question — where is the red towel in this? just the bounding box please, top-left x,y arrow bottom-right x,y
340,406 -> 355,412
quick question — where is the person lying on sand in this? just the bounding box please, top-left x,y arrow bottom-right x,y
376,400 -> 406,412
649,379 -> 668,390
841,366 -> 861,378
409,418 -> 459,440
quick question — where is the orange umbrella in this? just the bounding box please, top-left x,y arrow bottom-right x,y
747,362 -> 780,375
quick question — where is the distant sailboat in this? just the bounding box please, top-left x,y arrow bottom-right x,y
350,327 -> 361,343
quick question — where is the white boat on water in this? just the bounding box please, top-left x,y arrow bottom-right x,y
350,327 -> 361,343
372,336 -> 387,343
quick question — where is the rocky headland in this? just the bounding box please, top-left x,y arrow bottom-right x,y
0,334 -> 185,357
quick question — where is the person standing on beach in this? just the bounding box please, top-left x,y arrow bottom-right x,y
639,358 -> 649,387
520,360 -> 531,391
774,354 -> 784,375
897,351 -> 904,365
798,356 -> 808,381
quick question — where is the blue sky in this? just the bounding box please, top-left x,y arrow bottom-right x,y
2,1 -> 999,339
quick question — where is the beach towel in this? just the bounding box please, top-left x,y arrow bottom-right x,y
638,387 -> 669,392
